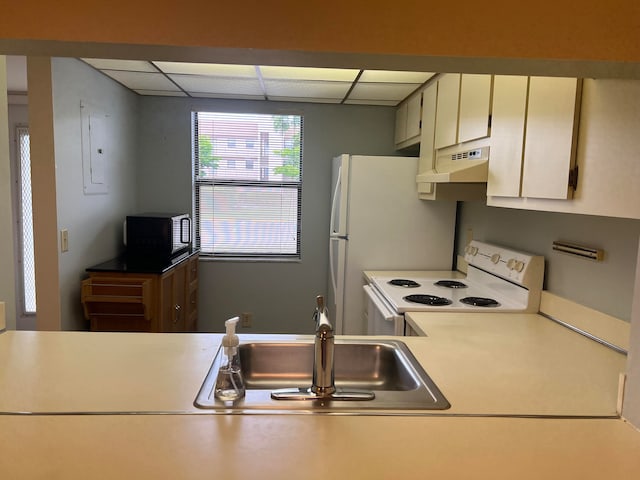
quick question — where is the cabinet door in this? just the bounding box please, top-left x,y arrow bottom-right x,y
434,74 -> 460,149
458,74 -> 492,143
487,75 -> 528,197
405,90 -> 422,140
159,264 -> 187,332
417,83 -> 437,194
521,77 -> 581,199
171,262 -> 187,332
185,255 -> 198,331
394,102 -> 408,144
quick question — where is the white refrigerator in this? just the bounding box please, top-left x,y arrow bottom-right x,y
327,154 -> 457,335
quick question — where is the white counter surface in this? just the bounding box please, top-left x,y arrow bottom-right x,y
0,312 -> 627,417
0,323 -> 637,478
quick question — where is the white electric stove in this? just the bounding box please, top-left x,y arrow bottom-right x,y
363,240 -> 545,335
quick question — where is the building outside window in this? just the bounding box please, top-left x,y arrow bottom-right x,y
193,112 -> 302,258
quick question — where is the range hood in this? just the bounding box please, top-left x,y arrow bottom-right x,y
416,145 -> 489,184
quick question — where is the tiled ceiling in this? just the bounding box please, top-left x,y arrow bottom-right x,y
81,58 -> 435,106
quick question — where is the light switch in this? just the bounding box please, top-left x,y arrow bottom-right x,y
60,229 -> 69,252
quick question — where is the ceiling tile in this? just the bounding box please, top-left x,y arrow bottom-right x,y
347,82 -> 421,101
268,96 -> 342,104
259,66 -> 359,82
359,70 -> 435,83
184,92 -> 266,100
343,99 -> 400,106
82,58 -> 157,72
169,74 -> 263,96
102,70 -> 180,91
134,90 -> 188,97
264,79 -> 351,99
153,62 -> 257,77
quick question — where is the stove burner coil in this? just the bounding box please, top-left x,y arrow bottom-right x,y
388,279 -> 421,288
434,280 -> 468,289
403,294 -> 453,306
460,297 -> 500,307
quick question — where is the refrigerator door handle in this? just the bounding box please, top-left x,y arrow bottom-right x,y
329,236 -> 340,303
330,233 -> 348,240
329,165 -> 342,235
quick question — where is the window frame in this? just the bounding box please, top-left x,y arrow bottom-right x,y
192,111 -> 303,260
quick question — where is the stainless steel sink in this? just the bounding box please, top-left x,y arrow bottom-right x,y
194,339 -> 450,412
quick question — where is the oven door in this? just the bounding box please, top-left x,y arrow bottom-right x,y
363,285 -> 405,336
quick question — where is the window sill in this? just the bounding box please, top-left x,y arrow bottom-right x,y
198,255 -> 302,264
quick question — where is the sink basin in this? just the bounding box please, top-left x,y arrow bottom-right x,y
194,339 -> 450,412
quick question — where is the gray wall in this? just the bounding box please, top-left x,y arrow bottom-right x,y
0,57 -> 17,330
456,201 -> 640,321
137,97 -> 398,333
51,58 -> 139,330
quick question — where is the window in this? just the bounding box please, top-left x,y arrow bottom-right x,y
193,112 -> 302,258
16,127 -> 36,314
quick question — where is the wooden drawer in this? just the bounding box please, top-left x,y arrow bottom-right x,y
81,277 -> 153,332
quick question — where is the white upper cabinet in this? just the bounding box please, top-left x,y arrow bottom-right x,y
488,78 -> 640,219
434,74 -> 460,149
521,77 -> 581,199
487,75 -> 528,197
488,76 -> 581,200
394,89 -> 422,148
458,74 -> 493,143
434,73 -> 492,150
417,82 -> 438,194
394,102 -> 408,145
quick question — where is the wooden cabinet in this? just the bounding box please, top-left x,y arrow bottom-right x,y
434,74 -> 460,149
434,73 -> 492,150
488,78 -> 640,219
82,253 -> 199,332
459,74 -> 493,143
395,89 -> 422,148
488,76 -> 582,200
416,74 -> 491,201
417,82 -> 438,194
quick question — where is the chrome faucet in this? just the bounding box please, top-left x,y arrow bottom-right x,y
311,295 -> 336,397
270,295 -> 374,402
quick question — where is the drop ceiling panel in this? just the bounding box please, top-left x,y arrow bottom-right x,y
154,61 -> 257,77
359,70 -> 435,83
185,92 -> 266,100
135,90 -> 188,97
269,96 -> 342,104
103,70 -> 180,91
343,99 -> 400,106
82,58 -> 157,72
264,79 -> 351,99
169,74 -> 263,96
78,57 -> 434,105
348,82 -> 421,101
259,66 -> 359,82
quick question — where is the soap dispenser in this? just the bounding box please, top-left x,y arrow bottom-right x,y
214,316 -> 246,401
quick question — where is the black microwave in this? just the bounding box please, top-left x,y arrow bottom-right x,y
125,213 -> 191,259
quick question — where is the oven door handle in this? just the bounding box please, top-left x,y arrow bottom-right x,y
363,285 -> 396,321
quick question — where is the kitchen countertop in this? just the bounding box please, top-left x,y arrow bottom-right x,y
0,325 -> 637,478
0,315 -> 626,416
85,249 -> 199,275
1,414 -> 639,479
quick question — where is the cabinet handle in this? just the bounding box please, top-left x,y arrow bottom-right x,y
174,304 -> 181,324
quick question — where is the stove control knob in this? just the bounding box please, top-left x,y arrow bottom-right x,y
507,258 -> 517,270
490,253 -> 501,264
465,245 -> 478,255
515,261 -> 525,272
